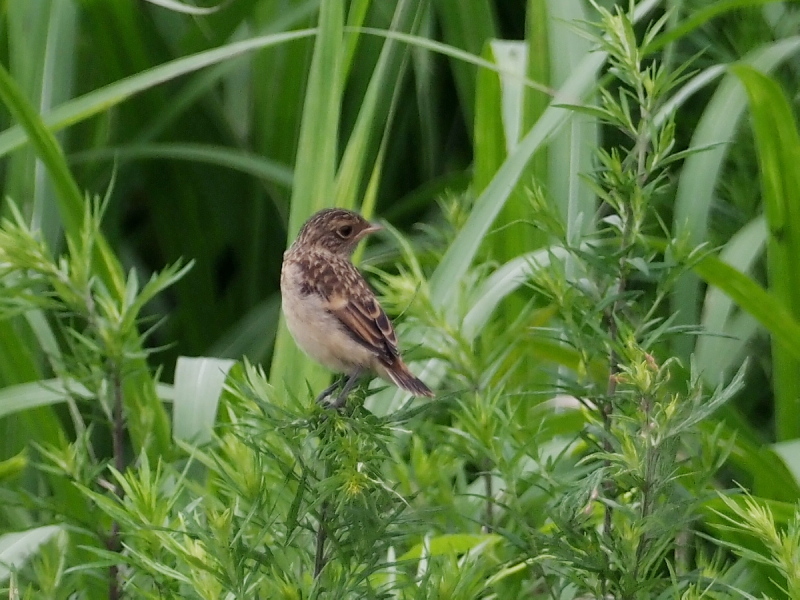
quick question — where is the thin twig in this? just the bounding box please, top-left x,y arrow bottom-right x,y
602,302 -> 622,537
108,364 -> 125,600
632,394 -> 654,582
601,274 -> 626,598
107,522 -> 121,600
314,500 -> 331,578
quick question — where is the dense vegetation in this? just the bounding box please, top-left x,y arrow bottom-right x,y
1,0 -> 800,598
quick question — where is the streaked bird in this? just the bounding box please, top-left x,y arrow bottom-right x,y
280,208 -> 433,406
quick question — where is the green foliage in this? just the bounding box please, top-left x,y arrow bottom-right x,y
1,0 -> 800,598
730,64 -> 800,442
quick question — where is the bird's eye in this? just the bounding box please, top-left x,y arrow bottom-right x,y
337,225 -> 353,238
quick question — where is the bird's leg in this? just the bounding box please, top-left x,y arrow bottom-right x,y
330,368 -> 364,409
315,377 -> 345,404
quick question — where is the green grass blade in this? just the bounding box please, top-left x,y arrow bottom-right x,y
70,143 -> 293,218
0,63 -> 85,252
71,143 -> 294,187
732,64 -> 800,441
269,0 -> 345,400
692,254 -> 800,365
144,0 -> 225,15
477,40 -> 540,276
172,357 -> 235,445
462,247 -> 568,341
4,0 -> 78,250
429,51 -> 606,309
473,43 -> 508,195
0,61 -> 173,458
333,0 -> 421,211
772,439 -> 800,488
545,0 -> 596,240
523,0 -> 550,135
250,3 -> 320,169
696,217 -> 765,388
284,3 -> 344,239
0,525 -> 63,583
351,28 -> 553,96
671,36 -> 800,359
428,0 -> 661,309
431,0 -> 497,134
0,29 -> 318,159
645,0 -> 793,56
343,0 -> 373,80
0,379 -> 92,420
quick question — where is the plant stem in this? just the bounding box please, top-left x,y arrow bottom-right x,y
314,499 -> 331,578
603,294 -> 622,537
108,364 -> 125,600
601,264 -> 628,597
107,522 -> 121,600
632,395 -> 655,583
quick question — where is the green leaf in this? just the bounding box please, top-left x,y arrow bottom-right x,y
270,0 -> 345,401
732,64 -> 800,441
692,254 -> 800,364
0,526 -> 63,582
429,50 -> 605,310
172,356 -> 236,445
0,29 -> 318,159
462,247 -> 568,341
772,439 -> 800,489
645,0 -> 793,56
5,0 -> 78,250
706,410 -> 800,502
143,0 -> 225,15
473,42 -> 509,195
542,0 -> 596,241
0,379 -> 91,420
399,533 -> 502,561
0,63 -> 97,282
0,450 -> 27,482
333,0 -> 421,212
431,0 -> 498,133
696,217 -> 765,388
671,36 -> 800,359
70,143 -> 294,189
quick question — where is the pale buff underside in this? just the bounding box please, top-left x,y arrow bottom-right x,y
281,260 -> 389,379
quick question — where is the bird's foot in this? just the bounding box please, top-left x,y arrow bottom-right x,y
326,370 -> 364,410
315,379 -> 343,405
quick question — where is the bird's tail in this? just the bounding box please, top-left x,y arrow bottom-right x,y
381,359 -> 434,397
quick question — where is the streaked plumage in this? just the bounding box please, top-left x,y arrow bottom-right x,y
280,209 -> 433,402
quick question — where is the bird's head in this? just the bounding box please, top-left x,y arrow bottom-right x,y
293,209 -> 382,255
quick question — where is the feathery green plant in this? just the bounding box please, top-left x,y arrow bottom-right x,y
0,197 -> 190,596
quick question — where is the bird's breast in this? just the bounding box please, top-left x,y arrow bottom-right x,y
280,259 -> 373,375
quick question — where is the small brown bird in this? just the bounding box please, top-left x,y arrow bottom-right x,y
281,208 -> 433,406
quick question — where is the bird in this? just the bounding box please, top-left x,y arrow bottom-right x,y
280,208 -> 433,407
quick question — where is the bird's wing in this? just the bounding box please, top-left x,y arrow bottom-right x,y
312,256 -> 399,364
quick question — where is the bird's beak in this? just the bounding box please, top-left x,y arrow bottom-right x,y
362,222 -> 383,237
